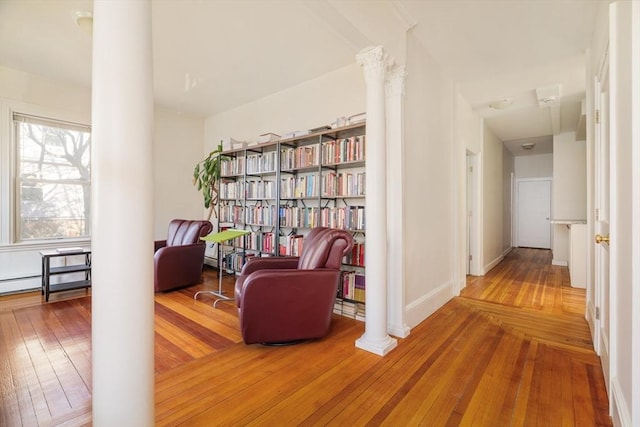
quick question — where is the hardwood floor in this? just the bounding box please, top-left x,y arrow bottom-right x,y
0,248 -> 611,426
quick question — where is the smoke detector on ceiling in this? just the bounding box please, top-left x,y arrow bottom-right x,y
521,142 -> 536,150
536,84 -> 561,108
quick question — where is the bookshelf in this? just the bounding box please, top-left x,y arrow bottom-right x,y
216,122 -> 366,320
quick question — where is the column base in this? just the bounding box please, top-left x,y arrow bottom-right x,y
355,333 -> 398,356
388,323 -> 411,339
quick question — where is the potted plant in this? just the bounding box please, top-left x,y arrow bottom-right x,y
192,142 -> 225,221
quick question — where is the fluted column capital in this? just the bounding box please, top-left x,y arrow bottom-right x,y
386,65 -> 407,99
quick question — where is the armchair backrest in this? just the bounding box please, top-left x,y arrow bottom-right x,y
166,219 -> 213,246
297,227 -> 354,270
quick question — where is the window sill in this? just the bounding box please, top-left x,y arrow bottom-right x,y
0,238 -> 92,253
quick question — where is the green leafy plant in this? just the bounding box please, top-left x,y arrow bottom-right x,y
193,142 -> 225,220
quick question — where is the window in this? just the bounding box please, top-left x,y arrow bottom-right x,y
14,113 -> 91,241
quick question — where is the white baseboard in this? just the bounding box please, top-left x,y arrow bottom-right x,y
405,280 -> 454,328
0,276 -> 40,295
611,376 -> 631,427
483,254 -> 504,275
552,259 -> 568,266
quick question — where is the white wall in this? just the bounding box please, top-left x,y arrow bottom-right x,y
0,65 -> 92,115
553,131 -> 587,220
482,125 -> 505,273
403,32 -> 455,326
609,2 -> 636,424
153,108 -> 205,239
552,131 -> 587,263
204,64 -> 364,150
514,153 -> 553,179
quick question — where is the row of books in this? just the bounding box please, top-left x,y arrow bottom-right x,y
220,157 -> 245,176
343,242 -> 365,267
246,152 -> 277,175
245,232 -> 276,253
278,206 -> 365,230
222,140 -> 365,177
322,171 -> 365,198
333,298 -> 365,322
322,136 -> 365,165
220,205 -> 277,226
221,204 -> 366,231
279,234 -> 304,256
319,206 -> 365,231
222,251 -> 246,273
280,145 -> 320,170
340,271 -> 365,303
220,180 -> 244,199
280,175 -> 319,198
223,171 -> 365,201
246,180 -> 276,199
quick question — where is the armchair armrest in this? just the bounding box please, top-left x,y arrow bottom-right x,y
239,256 -> 299,276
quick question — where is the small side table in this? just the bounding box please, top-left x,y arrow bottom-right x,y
194,228 -> 250,307
40,248 -> 92,302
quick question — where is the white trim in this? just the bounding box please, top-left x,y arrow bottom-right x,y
405,280 -> 454,328
0,276 -> 41,295
610,377 -> 631,427
552,259 -> 569,267
483,254 -> 504,275
631,0 -> 640,421
608,2 -> 621,413
0,98 -> 91,246
467,151 -> 481,276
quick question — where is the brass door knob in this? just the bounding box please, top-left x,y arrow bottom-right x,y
595,234 -> 610,244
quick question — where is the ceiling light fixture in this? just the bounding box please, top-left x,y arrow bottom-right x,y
75,11 -> 93,35
489,98 -> 513,110
521,142 -> 536,150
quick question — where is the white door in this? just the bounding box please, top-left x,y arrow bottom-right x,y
517,179 -> 551,248
593,67 -> 610,389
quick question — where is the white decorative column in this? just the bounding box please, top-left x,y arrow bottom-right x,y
356,46 -> 398,356
385,65 -> 410,338
91,1 -> 155,425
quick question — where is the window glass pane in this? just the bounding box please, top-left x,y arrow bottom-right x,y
15,114 -> 91,241
19,183 -> 90,239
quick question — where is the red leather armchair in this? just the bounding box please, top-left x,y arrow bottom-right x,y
234,227 -> 354,344
154,219 -> 213,292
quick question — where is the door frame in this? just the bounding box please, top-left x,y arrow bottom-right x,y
466,151 -> 480,276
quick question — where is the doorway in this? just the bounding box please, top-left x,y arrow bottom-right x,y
516,178 -> 551,249
466,151 -> 479,275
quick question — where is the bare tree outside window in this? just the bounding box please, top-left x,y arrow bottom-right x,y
15,114 -> 91,241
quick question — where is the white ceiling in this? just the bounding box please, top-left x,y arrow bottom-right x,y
0,0 -> 605,156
